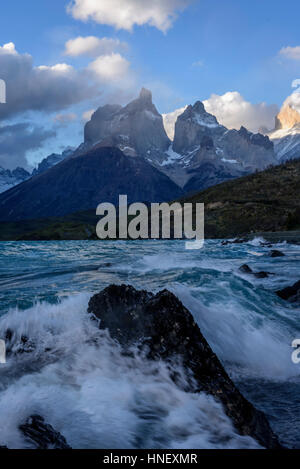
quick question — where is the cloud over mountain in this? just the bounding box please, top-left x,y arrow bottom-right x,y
162,106 -> 187,139
203,92 -> 278,132
284,90 -> 300,113
0,123 -> 56,169
67,0 -> 192,32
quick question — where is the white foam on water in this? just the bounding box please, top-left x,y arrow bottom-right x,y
0,296 -> 260,449
248,237 -> 268,247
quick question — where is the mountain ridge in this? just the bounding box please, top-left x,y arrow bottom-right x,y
0,146 -> 182,222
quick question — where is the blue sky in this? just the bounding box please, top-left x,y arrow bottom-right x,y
0,0 -> 299,169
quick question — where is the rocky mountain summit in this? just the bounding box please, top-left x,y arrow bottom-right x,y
269,101 -> 300,162
84,88 -> 170,163
275,103 -> 300,130
32,148 -> 74,177
82,89 -> 277,191
162,102 -> 276,189
0,148 -> 73,194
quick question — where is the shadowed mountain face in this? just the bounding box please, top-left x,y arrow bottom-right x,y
172,101 -> 225,155
0,146 -> 182,222
171,104 -> 275,175
82,91 -> 277,191
84,88 -> 170,161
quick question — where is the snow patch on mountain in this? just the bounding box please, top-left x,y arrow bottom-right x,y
160,145 -> 183,166
0,167 -> 30,194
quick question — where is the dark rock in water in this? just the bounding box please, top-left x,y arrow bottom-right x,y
239,264 -> 253,274
88,284 -> 281,449
254,271 -> 270,279
4,329 -> 35,355
276,280 -> 300,303
269,250 -> 285,257
222,238 -> 247,246
239,265 -> 270,278
19,415 -> 71,449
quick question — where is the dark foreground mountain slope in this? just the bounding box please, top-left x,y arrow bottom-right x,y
0,146 -> 182,222
2,159 -> 299,241
180,159 -> 300,238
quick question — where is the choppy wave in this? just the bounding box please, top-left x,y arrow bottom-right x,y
0,239 -> 299,448
0,297 -> 259,449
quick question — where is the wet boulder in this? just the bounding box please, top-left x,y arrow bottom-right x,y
88,284 -> 281,449
276,280 -> 300,303
239,264 -> 253,274
19,415 -> 71,449
4,329 -> 35,356
254,271 -> 270,279
269,250 -> 285,257
239,264 -> 270,278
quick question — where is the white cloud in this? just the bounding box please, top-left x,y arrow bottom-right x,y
192,60 -> 204,67
67,0 -> 192,32
163,92 -> 279,137
203,92 -> 278,132
279,46 -> 300,61
0,42 -> 99,120
54,113 -> 77,124
162,106 -> 187,139
37,63 -> 74,73
0,123 -> 56,169
88,53 -> 131,83
64,36 -> 127,57
82,109 -> 95,122
283,90 -> 300,114
0,42 -> 18,55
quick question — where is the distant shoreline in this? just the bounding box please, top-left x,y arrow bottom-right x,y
1,230 -> 300,243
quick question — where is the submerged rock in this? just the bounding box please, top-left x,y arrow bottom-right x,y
239,264 -> 253,274
254,271 -> 270,279
19,415 -> 71,449
222,238 -> 247,246
269,250 -> 285,257
239,264 -> 270,278
88,284 -> 281,449
5,329 -> 35,355
276,280 -> 300,303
